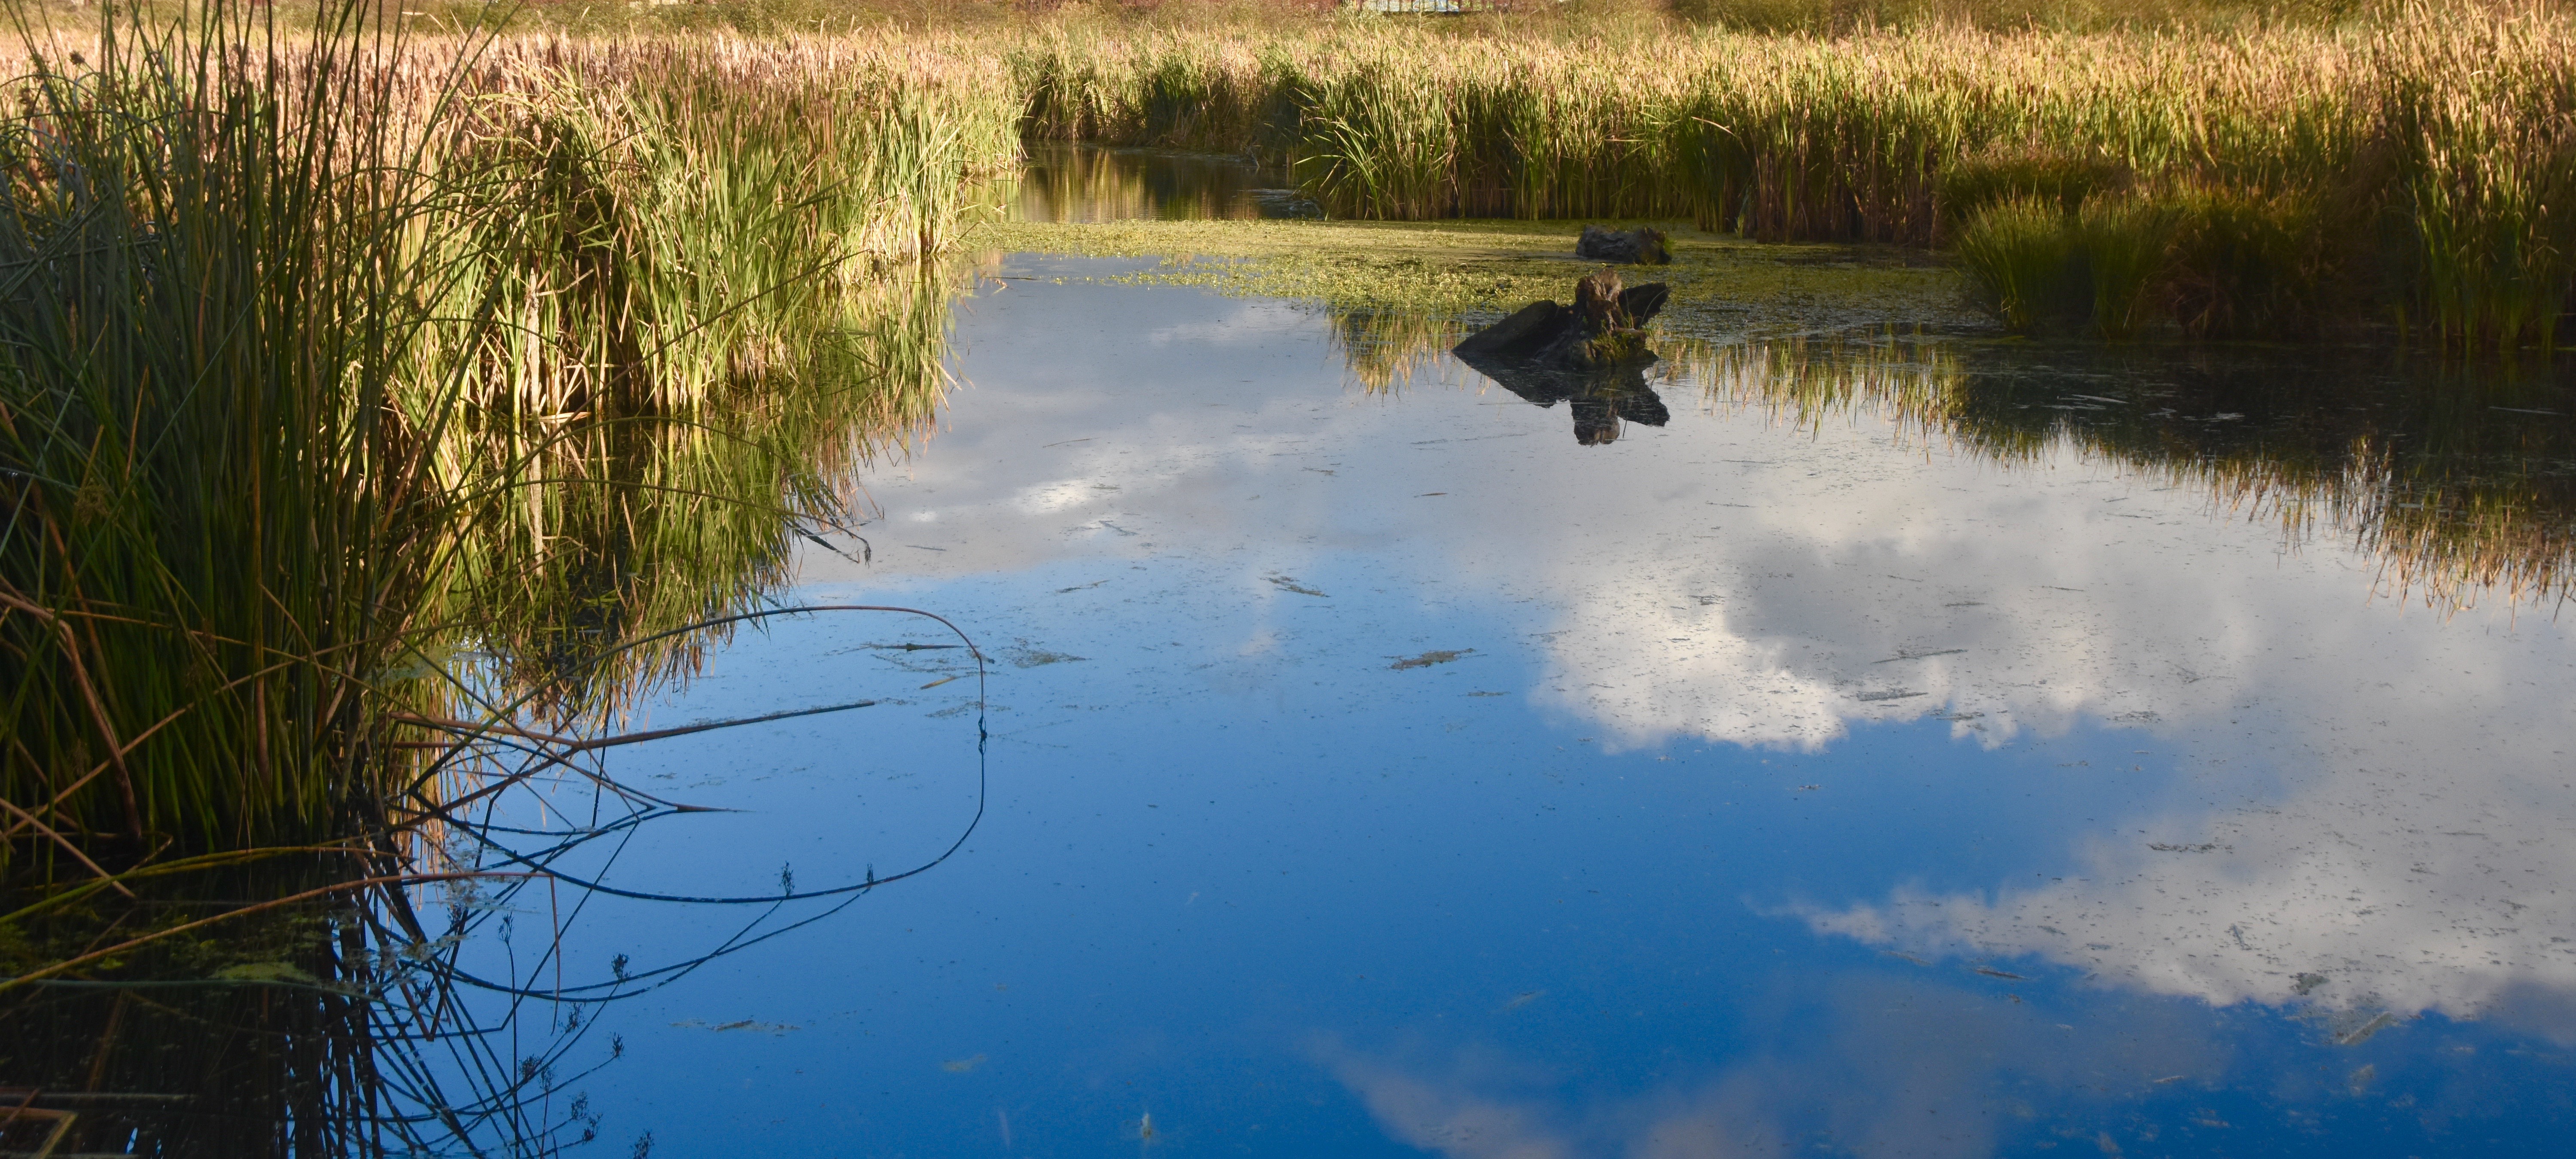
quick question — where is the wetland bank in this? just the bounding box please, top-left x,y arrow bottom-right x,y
7,2 -> 2576,1155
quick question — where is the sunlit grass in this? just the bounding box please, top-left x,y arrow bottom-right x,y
0,5 -> 1004,865
1002,4 -> 2576,344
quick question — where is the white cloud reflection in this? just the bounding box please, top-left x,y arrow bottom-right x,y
832,272 -> 2576,1028
1316,971 -> 2220,1159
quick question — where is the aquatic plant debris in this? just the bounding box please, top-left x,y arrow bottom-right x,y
670,1019 -> 801,1035
1873,648 -> 1965,663
2337,1013 -> 2402,1046
1005,643 -> 1089,668
1266,574 -> 1327,597
942,1054 -> 988,1073
1390,649 -> 1473,670
213,961 -> 320,985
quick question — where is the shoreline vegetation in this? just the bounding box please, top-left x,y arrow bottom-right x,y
0,0 -> 2566,884
1006,3 -> 2576,348
1,5 -> 1012,862
3,8 -> 1000,1147
341,0 -> 2576,348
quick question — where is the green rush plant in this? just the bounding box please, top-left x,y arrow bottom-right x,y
0,0 -> 478,855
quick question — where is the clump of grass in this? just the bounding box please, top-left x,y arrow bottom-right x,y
2078,195 -> 2180,338
1937,146 -> 2133,235
1954,196 -> 2087,332
2161,186 -> 2327,338
0,0 -> 468,853
1956,186 -> 2322,338
0,9 -> 1006,865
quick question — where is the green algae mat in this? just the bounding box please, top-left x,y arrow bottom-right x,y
965,217 -> 1986,340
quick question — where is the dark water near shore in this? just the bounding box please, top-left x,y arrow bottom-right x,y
1005,143 -> 1319,223
14,148 -> 2576,1157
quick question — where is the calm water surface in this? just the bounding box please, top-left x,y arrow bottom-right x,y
463,256 -> 2576,1157
396,150 -> 2576,1157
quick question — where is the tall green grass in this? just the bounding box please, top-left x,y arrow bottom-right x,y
0,1 -> 465,854
0,10 -> 1010,866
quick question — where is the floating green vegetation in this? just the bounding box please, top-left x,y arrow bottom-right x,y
966,216 -> 1983,340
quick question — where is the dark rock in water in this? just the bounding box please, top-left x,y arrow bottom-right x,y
1450,267 -> 1672,446
1576,224 -> 1672,265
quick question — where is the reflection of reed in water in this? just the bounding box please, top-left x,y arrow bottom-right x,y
1684,336 -> 2576,611
1331,309 -> 1469,394
4,601 -> 987,1156
1,855 -> 593,1156
4,9 -> 997,1147
435,269 -> 960,723
1318,302 -> 2576,608
999,143 -> 1285,224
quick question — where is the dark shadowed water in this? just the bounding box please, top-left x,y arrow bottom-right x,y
18,149 -> 2576,1158
1005,143 -> 1319,223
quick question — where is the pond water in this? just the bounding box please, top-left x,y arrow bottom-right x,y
16,149 -> 2576,1157
494,237 -> 2576,1156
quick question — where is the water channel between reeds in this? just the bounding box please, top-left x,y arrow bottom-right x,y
17,147 -> 2576,1156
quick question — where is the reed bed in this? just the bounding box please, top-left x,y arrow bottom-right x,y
0,9 -> 1007,867
1004,5 -> 2576,345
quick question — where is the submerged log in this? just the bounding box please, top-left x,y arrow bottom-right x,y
1449,268 -> 1673,445
1575,224 -> 1672,265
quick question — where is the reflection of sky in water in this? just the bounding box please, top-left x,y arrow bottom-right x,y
530,258 -> 2576,1154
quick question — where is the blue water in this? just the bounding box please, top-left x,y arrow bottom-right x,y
444,258 -> 2576,1157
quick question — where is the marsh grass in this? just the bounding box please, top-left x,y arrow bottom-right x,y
1954,197 -> 2084,333
0,9 -> 1006,869
999,5 -> 2576,344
